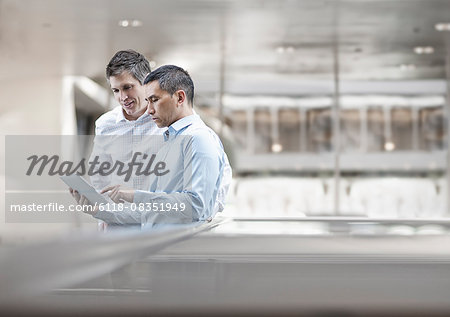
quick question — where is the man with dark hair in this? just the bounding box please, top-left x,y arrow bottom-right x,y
96,65 -> 226,227
72,51 -> 231,228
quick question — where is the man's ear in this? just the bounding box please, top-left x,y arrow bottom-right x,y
175,90 -> 186,106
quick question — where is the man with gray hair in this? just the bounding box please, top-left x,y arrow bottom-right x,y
97,65 -> 226,227
73,50 -> 231,227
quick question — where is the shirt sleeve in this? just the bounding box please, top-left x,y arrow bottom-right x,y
214,151 -> 232,213
94,202 -> 142,225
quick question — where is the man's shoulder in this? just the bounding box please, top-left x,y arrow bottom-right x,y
184,119 -> 217,138
183,120 -> 223,153
94,107 -> 125,134
96,106 -> 122,125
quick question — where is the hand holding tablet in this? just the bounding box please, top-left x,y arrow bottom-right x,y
60,175 -> 113,205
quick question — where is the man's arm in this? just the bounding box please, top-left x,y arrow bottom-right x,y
214,152 -> 232,213
88,133 -> 113,191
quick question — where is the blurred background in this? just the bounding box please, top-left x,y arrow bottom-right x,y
1,0 -> 450,243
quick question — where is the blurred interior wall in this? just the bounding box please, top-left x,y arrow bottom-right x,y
0,77 -> 77,244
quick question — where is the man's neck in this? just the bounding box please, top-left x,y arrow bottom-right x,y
169,108 -> 194,127
177,108 -> 194,121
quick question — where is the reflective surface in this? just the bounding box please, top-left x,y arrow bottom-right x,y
3,218 -> 450,315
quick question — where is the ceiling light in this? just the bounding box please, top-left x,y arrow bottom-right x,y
414,46 -> 434,54
384,141 -> 395,151
435,23 -> 450,31
118,19 -> 142,28
399,64 -> 416,71
271,143 -> 283,153
149,60 -> 157,69
131,20 -> 142,27
276,46 -> 285,54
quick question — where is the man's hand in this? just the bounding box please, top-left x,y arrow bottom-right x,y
101,185 -> 135,203
69,187 -> 81,203
68,188 -> 98,216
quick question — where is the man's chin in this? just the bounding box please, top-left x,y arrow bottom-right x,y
123,107 -> 133,114
124,107 -> 145,117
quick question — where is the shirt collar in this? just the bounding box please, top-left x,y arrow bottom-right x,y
115,108 -> 150,124
164,114 -> 198,141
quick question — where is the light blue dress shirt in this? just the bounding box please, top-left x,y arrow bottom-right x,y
94,114 -> 226,228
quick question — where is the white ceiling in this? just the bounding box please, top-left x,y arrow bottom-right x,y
1,0 -> 450,95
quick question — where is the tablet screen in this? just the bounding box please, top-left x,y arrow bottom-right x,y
60,175 -> 111,205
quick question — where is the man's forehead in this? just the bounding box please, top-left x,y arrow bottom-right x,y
109,72 -> 139,87
145,81 -> 161,95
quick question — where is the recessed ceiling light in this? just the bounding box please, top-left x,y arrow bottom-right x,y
131,20 -> 142,27
435,23 -> 450,31
276,46 -> 285,54
149,60 -> 157,69
271,143 -> 283,153
399,64 -> 416,71
384,141 -> 395,151
118,19 -> 142,28
277,46 -> 295,54
414,46 -> 434,54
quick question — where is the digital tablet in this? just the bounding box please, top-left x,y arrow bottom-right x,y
60,175 -> 112,205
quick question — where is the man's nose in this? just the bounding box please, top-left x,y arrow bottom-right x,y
147,102 -> 155,115
120,91 -> 128,101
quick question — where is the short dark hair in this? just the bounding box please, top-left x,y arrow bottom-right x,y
106,50 -> 151,84
144,65 -> 194,106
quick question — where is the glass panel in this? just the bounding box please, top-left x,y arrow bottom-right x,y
254,109 -> 271,154
307,108 -> 332,153
340,109 -> 361,152
228,110 -> 247,149
367,107 -> 385,152
391,107 -> 412,151
419,107 -> 445,151
279,108 -> 300,152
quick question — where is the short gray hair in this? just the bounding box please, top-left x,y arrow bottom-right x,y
144,65 -> 194,106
